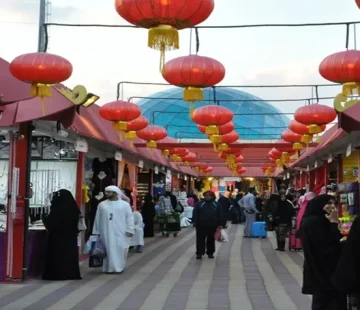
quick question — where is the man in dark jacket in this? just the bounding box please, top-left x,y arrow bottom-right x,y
192,191 -> 223,260
218,192 -> 231,227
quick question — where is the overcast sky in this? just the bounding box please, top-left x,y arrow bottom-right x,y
0,0 -> 358,116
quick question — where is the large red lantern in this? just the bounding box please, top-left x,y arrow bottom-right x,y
10,52 -> 73,114
192,105 -> 233,135
281,129 -> 304,150
182,152 -> 196,165
237,167 -> 246,175
213,131 -> 239,151
99,101 -> 141,131
162,55 -> 225,112
198,122 -> 234,136
157,137 -> 177,157
202,166 -> 213,174
289,120 -> 326,144
356,0 -> 360,8
294,104 -> 336,134
136,125 -> 167,148
123,115 -> 149,139
115,0 -> 214,70
169,147 -> 189,161
269,148 -> 282,159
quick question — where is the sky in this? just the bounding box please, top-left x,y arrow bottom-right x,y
0,0 -> 359,118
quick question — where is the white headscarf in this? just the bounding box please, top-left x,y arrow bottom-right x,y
105,186 -> 131,203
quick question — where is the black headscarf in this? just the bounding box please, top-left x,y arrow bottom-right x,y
44,189 -> 79,233
303,194 -> 334,218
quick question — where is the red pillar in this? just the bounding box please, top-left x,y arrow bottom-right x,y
7,124 -> 31,279
75,152 -> 84,208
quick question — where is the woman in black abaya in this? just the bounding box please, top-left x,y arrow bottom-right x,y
42,189 -> 81,280
299,194 -> 346,310
141,193 -> 156,238
332,216 -> 360,308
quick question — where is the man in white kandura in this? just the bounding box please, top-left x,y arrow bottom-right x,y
93,186 -> 134,273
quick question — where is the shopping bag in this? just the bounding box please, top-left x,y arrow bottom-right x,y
92,235 -> 107,258
215,228 -> 228,243
84,235 -> 99,255
89,255 -> 103,268
77,215 -> 87,231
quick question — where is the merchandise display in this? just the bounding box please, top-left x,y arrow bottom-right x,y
339,216 -> 356,237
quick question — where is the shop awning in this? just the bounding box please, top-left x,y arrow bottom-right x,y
338,103 -> 360,132
71,105 -> 197,176
206,166 -> 279,178
0,86 -> 77,128
0,57 -> 33,104
291,125 -> 345,167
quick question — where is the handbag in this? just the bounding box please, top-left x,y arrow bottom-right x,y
78,215 -> 87,231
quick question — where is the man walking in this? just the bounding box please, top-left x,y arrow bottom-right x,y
93,186 -> 134,273
239,187 -> 259,237
192,191 -> 223,260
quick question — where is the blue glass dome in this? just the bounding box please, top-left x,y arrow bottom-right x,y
137,87 -> 289,140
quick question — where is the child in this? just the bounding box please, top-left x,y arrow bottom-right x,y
130,208 -> 144,253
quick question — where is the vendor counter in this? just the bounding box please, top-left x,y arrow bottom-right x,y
0,227 -> 47,279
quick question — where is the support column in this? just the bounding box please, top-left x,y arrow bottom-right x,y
7,123 -> 31,279
75,152 -> 84,208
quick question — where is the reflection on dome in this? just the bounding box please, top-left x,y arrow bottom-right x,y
137,87 -> 289,140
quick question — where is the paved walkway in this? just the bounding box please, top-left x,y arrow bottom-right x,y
0,224 -> 311,310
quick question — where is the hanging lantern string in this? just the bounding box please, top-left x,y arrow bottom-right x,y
315,86 -> 319,102
354,24 -> 357,50
212,86 -> 218,104
189,28 -> 193,55
195,27 -> 200,54
346,23 -> 350,50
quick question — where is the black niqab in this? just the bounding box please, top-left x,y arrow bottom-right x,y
142,193 -> 155,238
299,194 -> 343,294
42,189 -> 81,280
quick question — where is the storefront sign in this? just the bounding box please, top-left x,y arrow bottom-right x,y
346,143 -> 352,157
314,161 -> 318,168
138,160 -> 144,168
307,165 -> 310,172
286,173 -> 290,179
115,150 -> 122,161
154,166 -> 159,174
184,175 -> 188,181
328,153 -> 333,163
75,137 -> 88,153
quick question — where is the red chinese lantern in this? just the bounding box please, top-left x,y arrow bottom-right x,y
213,131 -> 239,151
99,101 -> 141,132
192,105 -> 233,135
237,167 -> 246,175
269,148 -> 282,159
115,0 -> 214,70
162,55 -> 225,113
136,125 -> 167,148
289,120 -> 326,144
202,166 -> 213,174
294,104 -> 336,134
182,152 -> 196,165
281,129 -> 304,150
169,147 -> 189,161
123,115 -> 149,140
9,52 -> 73,114
234,155 -> 244,164
198,122 -> 234,136
157,137 -> 177,156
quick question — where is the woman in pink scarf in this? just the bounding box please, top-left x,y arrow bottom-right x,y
296,192 -> 317,231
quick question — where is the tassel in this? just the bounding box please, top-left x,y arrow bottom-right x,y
218,143 -> 229,151
316,136 -> 321,144
125,131 -> 137,139
189,102 -> 195,118
205,125 -> 219,135
301,134 -> 313,144
210,135 -> 222,144
162,150 -> 169,157
146,140 -> 157,148
148,25 -> 179,72
31,83 -> 52,115
308,124 -> 322,134
118,132 -> 124,141
183,87 -> 203,102
113,121 -> 127,131
293,142 -> 303,150
213,143 -> 218,152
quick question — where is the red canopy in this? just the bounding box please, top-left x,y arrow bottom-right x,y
0,57 -> 33,104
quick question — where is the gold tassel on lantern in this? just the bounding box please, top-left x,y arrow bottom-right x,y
301,134 -> 313,144
281,152 -> 290,164
210,135 -> 222,144
118,132 -> 124,141
162,150 -> 170,157
125,131 -> 137,139
205,125 -> 219,135
31,83 -> 52,115
308,124 -> 322,134
148,25 -> 179,72
276,159 -> 282,168
113,121 -> 128,131
146,140 -> 157,148
293,142 -> 303,151
218,143 -> 229,151
183,87 -> 203,102
189,102 -> 195,117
